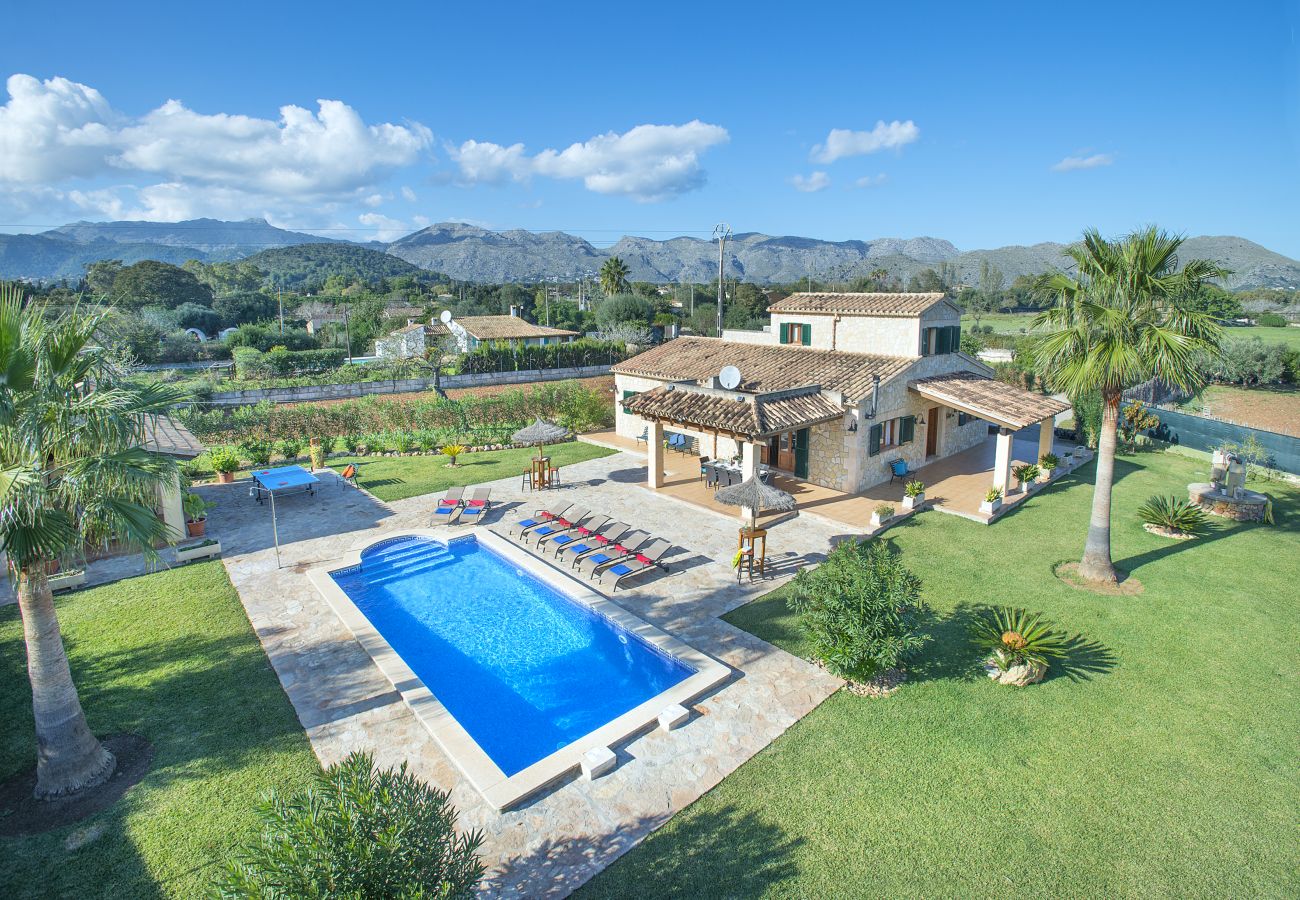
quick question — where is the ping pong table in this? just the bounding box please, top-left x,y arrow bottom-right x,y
250,465 -> 319,504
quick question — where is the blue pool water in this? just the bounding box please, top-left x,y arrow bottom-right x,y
330,535 -> 694,777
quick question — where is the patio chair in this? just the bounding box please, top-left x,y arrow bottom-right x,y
634,427 -> 648,446
340,463 -> 359,488
431,486 -> 465,525
889,458 -> 909,484
698,456 -> 711,482
548,465 -> 561,486
666,433 -> 686,454
451,487 -> 491,525
542,515 -> 610,552
521,467 -> 533,490
558,521 -> 630,562
574,531 -> 651,576
523,506 -> 591,546
508,501 -> 572,537
598,539 -> 672,591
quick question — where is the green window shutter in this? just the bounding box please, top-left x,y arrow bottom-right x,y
900,415 -> 915,444
779,322 -> 790,344
950,324 -> 961,352
868,423 -> 882,456
921,327 -> 933,356
801,323 -> 811,346
938,327 -> 952,354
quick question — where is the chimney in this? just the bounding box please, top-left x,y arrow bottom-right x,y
509,305 -> 521,318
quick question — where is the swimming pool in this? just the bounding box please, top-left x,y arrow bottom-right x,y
310,529 -> 729,809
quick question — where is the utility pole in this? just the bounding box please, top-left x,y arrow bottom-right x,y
342,304 -> 353,363
277,285 -> 284,335
713,223 -> 731,335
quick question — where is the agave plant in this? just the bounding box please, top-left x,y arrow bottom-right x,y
970,607 -> 1066,673
904,480 -> 925,498
1137,495 -> 1210,536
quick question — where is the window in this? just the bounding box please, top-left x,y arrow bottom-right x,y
779,322 -> 812,345
621,389 -> 640,411
867,414 -> 916,456
921,324 -> 961,356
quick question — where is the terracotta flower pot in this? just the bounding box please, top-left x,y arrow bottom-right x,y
186,518 -> 207,538
218,471 -> 235,484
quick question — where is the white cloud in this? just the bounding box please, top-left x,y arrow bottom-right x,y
0,73 -> 433,221
357,212 -> 415,242
1051,152 -> 1115,172
854,173 -> 888,189
450,120 -> 729,201
400,185 -> 418,202
790,171 -> 831,193
810,120 -> 919,164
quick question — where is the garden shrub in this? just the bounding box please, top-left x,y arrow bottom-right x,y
215,751 -> 484,899
1070,390 -> 1103,448
1204,337 -> 1288,386
1255,312 -> 1288,327
788,540 -> 928,683
235,347 -> 348,380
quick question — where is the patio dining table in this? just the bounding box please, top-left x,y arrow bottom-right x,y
705,460 -> 770,484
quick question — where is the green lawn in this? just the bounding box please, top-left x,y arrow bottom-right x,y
0,563 -> 320,898
328,440 -> 616,502
582,452 -> 1300,898
965,312 -> 1300,348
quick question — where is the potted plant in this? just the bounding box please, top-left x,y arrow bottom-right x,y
182,491 -> 214,538
902,480 -> 925,511
969,607 -> 1066,686
440,443 -> 466,467
209,446 -> 241,484
979,486 -> 1003,514
48,554 -> 87,592
176,537 -> 222,564
309,438 -> 326,471
870,503 -> 895,528
1012,463 -> 1039,493
1039,452 -> 1059,482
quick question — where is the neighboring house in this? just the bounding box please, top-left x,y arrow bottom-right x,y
614,292 -> 1067,495
143,416 -> 206,543
374,311 -> 578,358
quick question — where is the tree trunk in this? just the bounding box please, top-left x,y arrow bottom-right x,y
17,565 -> 115,798
1078,393 -> 1121,583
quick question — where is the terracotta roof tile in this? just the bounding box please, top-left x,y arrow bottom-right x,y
624,386 -> 844,440
910,372 -> 1070,430
768,292 -> 948,317
454,315 -> 578,340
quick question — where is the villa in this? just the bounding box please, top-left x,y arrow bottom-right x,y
375,309 -> 579,359
613,292 -> 1070,509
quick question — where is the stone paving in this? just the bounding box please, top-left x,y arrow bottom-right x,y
200,451 -> 846,896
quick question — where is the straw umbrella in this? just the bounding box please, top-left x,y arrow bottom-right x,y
512,417 -> 571,459
715,474 -> 796,530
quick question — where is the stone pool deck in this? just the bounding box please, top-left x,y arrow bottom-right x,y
199,451 -> 847,896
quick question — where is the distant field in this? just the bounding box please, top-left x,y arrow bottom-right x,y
964,313 -> 1300,348
1172,384 -> 1300,436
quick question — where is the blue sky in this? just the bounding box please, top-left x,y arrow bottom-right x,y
3,1 -> 1297,256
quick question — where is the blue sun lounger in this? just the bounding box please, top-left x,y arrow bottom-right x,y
574,530 -> 650,576
544,515 -> 610,553
453,487 -> 491,525
555,521 -> 629,561
508,502 -> 573,537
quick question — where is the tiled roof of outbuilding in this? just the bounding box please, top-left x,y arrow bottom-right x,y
767,292 -> 949,317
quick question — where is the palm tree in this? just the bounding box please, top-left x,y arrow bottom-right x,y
599,257 -> 631,296
0,286 -> 188,797
1031,227 -> 1225,584
868,267 -> 890,290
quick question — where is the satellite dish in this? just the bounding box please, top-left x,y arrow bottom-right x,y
719,365 -> 742,390
439,309 -> 453,324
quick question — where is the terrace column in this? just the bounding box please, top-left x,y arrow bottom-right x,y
647,420 -> 665,489
740,440 -> 758,523
1038,415 -> 1054,463
992,427 -> 1014,493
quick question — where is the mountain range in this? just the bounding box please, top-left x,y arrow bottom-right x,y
3,218 -> 1298,290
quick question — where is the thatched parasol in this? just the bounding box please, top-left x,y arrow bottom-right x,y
715,474 -> 796,529
512,417 -> 572,459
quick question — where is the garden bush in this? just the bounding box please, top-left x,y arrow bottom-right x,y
456,338 -> 631,376
1137,495 -> 1210,536
234,347 -> 348,380
1255,312 -> 1288,327
787,540 -> 928,683
1203,337 -> 1289,386
215,751 -> 484,899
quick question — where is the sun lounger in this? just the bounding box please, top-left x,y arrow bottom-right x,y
509,502 -> 573,537
574,531 -> 651,576
431,486 -> 465,524
598,539 -> 671,591
544,515 -> 612,554
451,487 -> 491,525
527,510 -> 598,548
556,521 -> 629,561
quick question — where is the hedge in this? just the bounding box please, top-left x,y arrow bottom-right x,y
234,347 -> 349,380
454,338 -> 632,375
